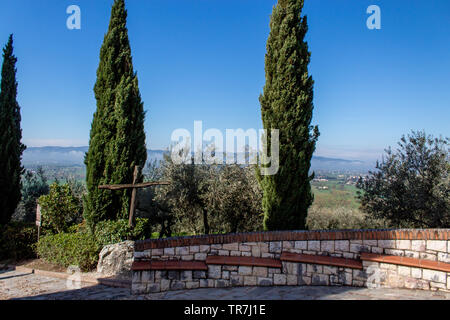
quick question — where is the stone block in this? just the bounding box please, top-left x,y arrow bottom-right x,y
164,248 -> 175,256
371,247 -> 383,254
273,274 -> 287,285
230,275 -> 244,286
350,244 -> 370,254
152,248 -> 164,256
378,240 -> 395,249
223,243 -> 239,251
147,283 -> 161,293
167,271 -> 180,280
141,271 -> 154,283
251,246 -> 261,258
426,241 -> 447,252
181,271 -> 193,281
384,249 -> 404,256
258,277 -> 273,286
420,252 -> 437,261
238,266 -> 253,276
208,265 -> 222,279
193,271 -> 207,279
239,244 -> 251,252
306,264 -> 322,274
363,240 -> 378,247
321,241 -> 334,253
268,241 -> 281,253
283,241 -> 295,250
189,246 -> 200,253
308,241 -> 320,252
396,240 -> 411,250
194,253 -> 207,261
437,252 -> 450,263
215,279 -> 230,288
244,276 -> 257,286
268,268 -> 281,274
286,275 -> 298,286
411,268 -> 422,279
335,240 -> 350,252
422,269 -> 446,283
160,279 -> 171,292
253,267 -> 268,277
411,240 -> 426,252
199,279 -> 215,288
323,266 -> 338,275
171,280 -> 185,290
199,245 -> 210,253
186,281 -> 200,289
181,255 -> 194,261
311,274 -> 329,286
176,246 -> 189,255
404,251 -> 419,259
294,241 -> 307,250
397,266 -> 411,277
218,250 -> 230,256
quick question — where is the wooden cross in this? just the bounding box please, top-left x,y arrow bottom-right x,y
98,165 -> 170,228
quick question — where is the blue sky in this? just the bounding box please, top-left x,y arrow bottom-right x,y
0,0 -> 449,161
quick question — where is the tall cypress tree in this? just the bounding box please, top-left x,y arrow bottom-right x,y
259,0 -> 319,231
0,35 -> 26,225
84,0 -> 147,230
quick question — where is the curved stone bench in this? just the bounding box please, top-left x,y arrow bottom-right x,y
360,253 -> 450,272
131,229 -> 450,294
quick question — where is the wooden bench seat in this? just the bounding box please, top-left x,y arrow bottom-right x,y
361,253 -> 450,273
206,256 -> 282,268
280,252 -> 363,270
131,260 -> 208,271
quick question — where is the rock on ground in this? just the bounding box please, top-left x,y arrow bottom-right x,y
97,241 -> 134,279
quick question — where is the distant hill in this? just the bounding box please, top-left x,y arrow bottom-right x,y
23,146 -> 374,172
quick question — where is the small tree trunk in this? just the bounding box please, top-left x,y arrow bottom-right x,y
203,209 -> 210,235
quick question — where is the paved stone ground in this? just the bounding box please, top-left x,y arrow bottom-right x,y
1,269 -> 449,300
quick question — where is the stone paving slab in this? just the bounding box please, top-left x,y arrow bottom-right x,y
0,269 -> 449,300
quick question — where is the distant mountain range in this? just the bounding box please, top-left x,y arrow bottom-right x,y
22,146 -> 374,172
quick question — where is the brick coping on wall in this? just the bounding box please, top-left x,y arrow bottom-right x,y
135,229 -> 450,251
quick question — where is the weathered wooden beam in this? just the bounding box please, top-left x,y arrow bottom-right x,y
98,181 -> 170,190
128,166 -> 139,228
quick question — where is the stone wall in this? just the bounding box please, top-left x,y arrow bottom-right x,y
132,229 -> 450,294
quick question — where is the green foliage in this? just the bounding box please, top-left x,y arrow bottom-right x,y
206,164 -> 264,234
0,222 -> 37,261
306,207 -> 388,230
357,131 -> 449,228
84,0 -> 147,231
13,167 -> 49,222
0,35 -> 26,225
138,155 -> 263,236
258,0 -> 319,231
36,232 -> 99,272
94,218 -> 152,247
38,183 -> 82,234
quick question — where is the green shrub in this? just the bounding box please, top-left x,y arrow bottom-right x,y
36,232 -> 99,272
38,183 -> 82,234
94,218 -> 152,247
306,206 -> 388,230
0,222 -> 37,261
